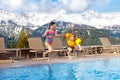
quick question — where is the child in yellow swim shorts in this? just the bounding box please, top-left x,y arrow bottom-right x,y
65,33 -> 82,59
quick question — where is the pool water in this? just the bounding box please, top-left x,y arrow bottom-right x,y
1,58 -> 120,80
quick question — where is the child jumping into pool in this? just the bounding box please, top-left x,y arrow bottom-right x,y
64,33 -> 82,59
43,21 -> 62,58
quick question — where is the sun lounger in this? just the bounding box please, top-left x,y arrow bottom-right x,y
0,37 -> 16,62
28,37 -> 46,59
99,37 -> 118,54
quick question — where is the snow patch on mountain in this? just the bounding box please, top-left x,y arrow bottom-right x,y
0,9 -> 120,29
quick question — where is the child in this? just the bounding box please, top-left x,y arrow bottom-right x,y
43,21 -> 62,56
65,33 -> 82,59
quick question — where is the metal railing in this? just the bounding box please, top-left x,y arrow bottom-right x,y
0,25 -> 120,48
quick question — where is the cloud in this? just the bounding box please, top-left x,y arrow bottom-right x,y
0,0 -> 23,11
61,0 -> 89,12
60,0 -> 111,13
0,0 -> 111,13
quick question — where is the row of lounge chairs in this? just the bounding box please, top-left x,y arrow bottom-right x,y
0,37 -> 84,62
0,37 -> 120,62
28,37 -> 68,62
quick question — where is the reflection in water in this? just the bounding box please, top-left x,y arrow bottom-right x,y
48,65 -> 53,80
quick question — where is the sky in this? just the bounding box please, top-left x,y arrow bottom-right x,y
0,0 -> 120,13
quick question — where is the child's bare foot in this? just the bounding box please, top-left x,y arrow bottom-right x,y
69,56 -> 72,59
79,48 -> 82,50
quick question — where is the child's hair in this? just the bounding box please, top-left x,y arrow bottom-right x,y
48,21 -> 56,29
70,33 -> 76,38
68,33 -> 77,41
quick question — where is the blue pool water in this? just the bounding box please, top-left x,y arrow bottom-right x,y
1,58 -> 120,80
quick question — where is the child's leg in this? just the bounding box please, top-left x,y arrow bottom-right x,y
67,47 -> 72,59
43,42 -> 53,57
44,42 -> 53,64
45,42 -> 53,51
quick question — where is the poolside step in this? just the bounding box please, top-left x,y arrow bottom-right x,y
11,57 -> 26,60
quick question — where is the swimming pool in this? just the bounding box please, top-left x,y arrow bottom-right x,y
0,58 -> 120,80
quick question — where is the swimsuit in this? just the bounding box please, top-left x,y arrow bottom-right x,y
45,30 -> 56,44
67,39 -> 76,49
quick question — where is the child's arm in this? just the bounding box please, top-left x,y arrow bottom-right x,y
55,32 -> 64,36
77,44 -> 82,50
75,38 -> 82,50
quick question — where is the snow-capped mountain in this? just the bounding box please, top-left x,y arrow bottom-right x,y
0,9 -> 120,29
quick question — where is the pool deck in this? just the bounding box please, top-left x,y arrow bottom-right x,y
0,54 -> 120,68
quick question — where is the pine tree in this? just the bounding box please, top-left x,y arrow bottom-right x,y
16,30 -> 29,48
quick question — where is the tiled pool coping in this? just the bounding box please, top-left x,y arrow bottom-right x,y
0,54 -> 120,68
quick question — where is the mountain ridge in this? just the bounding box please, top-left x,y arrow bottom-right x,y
0,9 -> 120,29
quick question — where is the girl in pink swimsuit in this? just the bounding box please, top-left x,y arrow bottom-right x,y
45,29 -> 56,45
43,21 -> 61,52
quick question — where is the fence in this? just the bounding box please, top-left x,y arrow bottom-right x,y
0,25 -> 120,48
